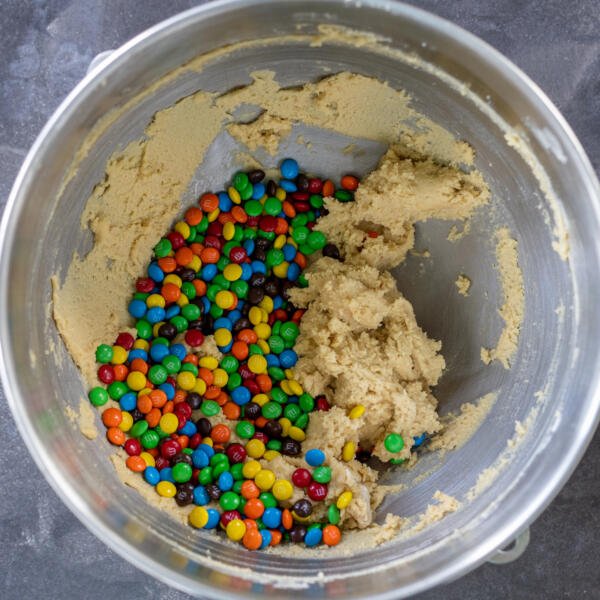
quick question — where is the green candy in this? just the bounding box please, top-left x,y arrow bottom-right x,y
230,279 -> 248,299
212,462 -> 229,478
307,230 -> 327,250
244,200 -> 263,217
390,458 -> 407,465
236,421 -> 255,439
272,321 -> 282,336
182,447 -> 193,455
309,194 -> 324,209
248,343 -> 264,356
291,226 -> 309,244
262,402 -> 283,419
196,216 -> 209,232
233,172 -> 249,192
280,321 -> 299,342
298,274 -> 309,288
154,238 -> 172,257
172,462 -> 193,483
284,404 -> 301,422
231,463 -> 244,481
135,319 -> 152,339
133,292 -> 149,301
148,365 -> 168,385
232,480 -> 244,494
107,381 -> 128,400
201,400 -> 220,417
291,214 -> 308,228
95,344 -> 113,364
140,430 -> 160,449
88,387 -> 109,407
334,189 -> 354,202
259,492 -> 277,509
384,433 -> 405,453
298,393 -> 314,413
268,335 -> 285,354
227,372 -> 242,390
266,439 -> 282,451
268,366 -> 286,381
213,274 -> 230,289
152,337 -> 169,347
312,466 -> 332,484
206,284 -> 221,301
198,466 -> 213,485
266,248 -> 285,267
233,225 -> 245,242
181,281 -> 196,299
209,305 -> 224,319
264,197 -> 282,216
180,363 -> 198,376
130,420 -> 148,439
169,315 -> 188,333
294,413 -> 309,429
327,504 -> 340,525
181,303 -> 201,321
162,354 -> 181,374
154,425 -> 169,439
210,453 -> 229,467
220,355 -> 239,374
270,388 -> 288,404
243,228 -> 257,240
220,491 -> 241,511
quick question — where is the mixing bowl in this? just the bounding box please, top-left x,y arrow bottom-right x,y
2,0 -> 599,598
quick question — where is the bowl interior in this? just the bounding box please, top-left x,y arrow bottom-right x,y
4,2 -> 600,598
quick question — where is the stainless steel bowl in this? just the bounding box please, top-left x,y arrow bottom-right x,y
2,1 -> 600,598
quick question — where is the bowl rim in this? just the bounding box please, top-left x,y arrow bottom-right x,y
1,0 -> 599,598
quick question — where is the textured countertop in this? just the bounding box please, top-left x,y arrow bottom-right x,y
1,1 -> 599,598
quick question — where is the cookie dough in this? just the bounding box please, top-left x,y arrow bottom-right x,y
53,57 -> 495,543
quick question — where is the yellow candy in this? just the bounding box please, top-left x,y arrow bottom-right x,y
242,460 -> 262,479
215,290 -> 235,310
111,345 -> 128,365
247,354 -> 267,374
336,491 -> 353,510
272,479 -> 293,501
287,237 -> 298,249
257,339 -> 270,354
119,411 -> 133,432
288,426 -> 306,442
133,339 -> 149,351
288,380 -> 303,396
226,519 -> 246,541
146,293 -> 166,308
177,371 -> 196,391
280,380 -> 293,395
193,378 -> 207,395
163,274 -> 182,288
252,393 -> 269,407
152,322 -> 164,338
202,437 -> 214,447
140,452 -> 155,467
137,388 -> 152,398
254,469 -> 275,491
349,405 -> 366,419
212,368 -> 228,388
176,295 -> 189,307
245,439 -> 266,459
272,261 -> 289,278
214,328 -> 232,347
228,186 -> 241,204
273,234 -> 286,249
189,255 -> 201,272
223,263 -> 242,281
160,413 -> 179,434
342,441 -> 356,462
275,187 -> 286,201
278,417 -> 292,436
207,207 -> 220,222
223,221 -> 235,241
156,481 -> 176,498
199,356 -> 219,370
284,368 -> 295,380
126,371 -> 146,391
189,506 -> 209,528
258,296 -> 274,314
254,323 -> 271,340
174,221 -> 190,239
248,306 -> 263,326
263,450 -> 280,461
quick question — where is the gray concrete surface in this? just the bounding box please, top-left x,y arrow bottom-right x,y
1,1 -> 599,598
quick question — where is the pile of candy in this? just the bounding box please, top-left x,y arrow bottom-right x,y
87,158 -> 409,550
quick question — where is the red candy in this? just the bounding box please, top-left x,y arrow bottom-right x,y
185,330 -> 204,347
160,439 -> 181,460
167,231 -> 185,250
136,277 -> 155,293
307,481 -> 328,501
115,332 -> 134,350
316,395 -> 330,411
220,510 -> 242,527
229,247 -> 247,263
292,468 -> 312,488
226,443 -> 247,463
97,364 -> 115,384
258,216 -> 276,232
124,438 -> 142,456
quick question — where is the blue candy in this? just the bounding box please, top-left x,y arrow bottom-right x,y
119,392 -> 137,412
273,295 -> 283,310
412,432 -> 428,448
169,343 -> 187,360
199,443 -> 215,458
218,191 -> 233,212
144,466 -> 160,486
265,353 -> 280,367
282,243 -> 297,261
227,310 -> 242,324
304,527 -> 322,547
279,179 -> 297,192
305,448 -> 326,467
204,508 -> 221,529
179,421 -> 197,436
218,471 -> 234,491
280,158 -> 299,179
260,530 -> 272,549
146,306 -> 166,324
262,507 -> 282,529
159,382 -> 175,400
240,263 -> 253,280
193,485 -> 210,506
279,349 -> 298,369
287,262 -> 301,282
165,305 -> 180,319
192,448 -> 209,468
201,296 -> 211,313
201,263 -> 218,281
219,341 -> 234,353
148,262 -> 164,282
231,386 -> 251,406
244,239 -> 256,256
159,467 -> 175,483
127,348 -> 148,362
150,343 -> 169,362
251,260 -> 267,274
214,317 -> 233,331
128,299 -> 147,319
252,182 -> 266,199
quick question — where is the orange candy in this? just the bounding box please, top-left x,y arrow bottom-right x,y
204,385 -> 221,400
199,193 -> 219,212
294,252 -> 307,269
198,368 -> 214,385
231,341 -> 249,360
157,256 -> 177,273
106,427 -> 125,446
192,279 -> 207,296
211,424 -> 231,444
125,455 -> 147,472
281,509 -> 293,530
190,242 -> 204,256
322,525 -> 342,546
341,175 -> 359,191
243,498 -> 265,519
255,416 -> 268,429
146,407 -> 161,428
274,218 -> 288,235
101,407 -> 122,428
130,358 -> 149,375
237,329 -> 257,344
216,391 -> 229,406
269,530 -> 282,546
282,200 -> 296,218
242,528 -> 263,550
149,389 -> 167,408
185,206 -> 203,226
322,179 -> 335,197
231,206 -> 248,223
173,389 -> 187,404
162,400 -> 174,414
137,394 -> 152,414
222,402 -> 241,420
161,282 -> 181,303
240,480 -> 260,499
218,212 -> 235,224
175,246 -> 193,266
256,374 -> 272,393
200,247 -> 220,264
113,364 -> 128,381
183,354 -> 198,366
